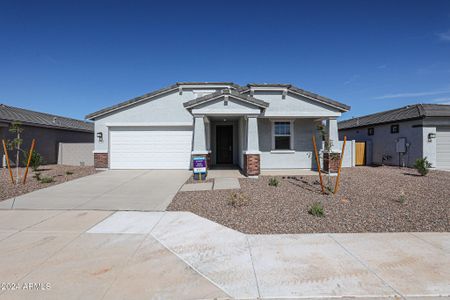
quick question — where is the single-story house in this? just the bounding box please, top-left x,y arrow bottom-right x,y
338,104 -> 450,170
86,82 -> 350,176
0,104 -> 94,165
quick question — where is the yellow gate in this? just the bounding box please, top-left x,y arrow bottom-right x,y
355,142 -> 366,166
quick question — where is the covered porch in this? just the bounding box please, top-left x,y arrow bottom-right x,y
184,89 -> 341,177
192,115 -> 340,177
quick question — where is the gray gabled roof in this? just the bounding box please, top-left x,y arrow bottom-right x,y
85,82 -> 240,120
0,104 -> 93,132
338,104 -> 450,130
86,82 -> 350,119
183,89 -> 269,109
240,83 -> 350,112
86,84 -> 179,120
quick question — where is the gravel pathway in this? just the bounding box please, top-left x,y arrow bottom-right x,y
0,165 -> 97,201
168,166 -> 450,234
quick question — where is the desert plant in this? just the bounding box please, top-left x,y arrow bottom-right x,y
414,157 -> 432,176
39,176 -> 54,184
23,150 -> 43,172
316,124 -> 337,194
316,124 -> 333,152
65,171 -> 74,175
308,202 -> 324,217
398,190 -> 406,204
228,192 -> 249,208
33,172 -> 41,181
268,177 -> 279,187
7,122 -> 24,183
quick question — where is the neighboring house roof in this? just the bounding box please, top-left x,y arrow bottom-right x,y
183,89 -> 269,109
86,82 -> 349,119
0,104 -> 94,132
338,104 -> 450,130
240,83 -> 350,112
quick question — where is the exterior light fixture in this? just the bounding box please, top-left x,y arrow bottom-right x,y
428,132 -> 436,142
97,132 -> 103,142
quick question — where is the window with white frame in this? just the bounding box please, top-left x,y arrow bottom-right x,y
273,121 -> 293,150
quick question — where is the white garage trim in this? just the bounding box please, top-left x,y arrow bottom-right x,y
436,127 -> 450,170
105,122 -> 193,127
109,126 -> 193,170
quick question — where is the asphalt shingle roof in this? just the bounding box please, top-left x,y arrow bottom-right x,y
339,104 -> 450,130
0,104 -> 94,132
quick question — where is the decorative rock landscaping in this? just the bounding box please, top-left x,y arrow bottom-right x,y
169,166 -> 450,234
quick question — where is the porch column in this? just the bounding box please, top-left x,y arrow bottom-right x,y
192,116 -> 210,168
326,118 -> 340,152
247,117 -> 259,152
324,118 -> 341,173
244,116 -> 260,177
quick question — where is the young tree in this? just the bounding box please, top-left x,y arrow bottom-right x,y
316,123 -> 334,194
7,122 -> 24,184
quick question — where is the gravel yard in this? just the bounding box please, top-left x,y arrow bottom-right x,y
168,166 -> 450,234
0,165 -> 96,201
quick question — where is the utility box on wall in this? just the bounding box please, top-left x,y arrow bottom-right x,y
396,138 -> 407,153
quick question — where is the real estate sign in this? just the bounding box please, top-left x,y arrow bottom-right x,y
193,157 -> 207,174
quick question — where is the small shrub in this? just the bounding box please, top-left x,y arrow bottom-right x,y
228,192 -> 249,208
40,176 -> 54,184
414,157 -> 432,176
398,190 -> 406,204
23,151 -> 44,171
65,171 -> 74,175
33,172 -> 41,181
308,202 -> 324,217
268,177 -> 279,187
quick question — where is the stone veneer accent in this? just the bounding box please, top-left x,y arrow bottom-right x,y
244,154 -> 260,176
94,152 -> 108,169
323,152 -> 341,173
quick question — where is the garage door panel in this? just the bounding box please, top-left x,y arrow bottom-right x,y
110,128 -> 192,169
437,127 -> 450,169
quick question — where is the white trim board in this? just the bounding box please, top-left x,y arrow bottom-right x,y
105,122 -> 193,127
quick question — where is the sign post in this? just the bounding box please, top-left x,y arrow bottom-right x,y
193,157 -> 207,181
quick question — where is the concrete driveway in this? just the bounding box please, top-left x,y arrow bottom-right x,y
0,170 -> 190,211
0,210 -> 448,299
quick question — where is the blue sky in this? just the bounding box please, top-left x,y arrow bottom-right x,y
1,0 -> 449,121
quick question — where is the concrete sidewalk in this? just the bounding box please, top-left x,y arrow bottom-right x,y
0,210 -> 448,299
0,170 -> 190,211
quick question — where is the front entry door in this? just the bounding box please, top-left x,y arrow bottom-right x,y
216,125 -> 233,164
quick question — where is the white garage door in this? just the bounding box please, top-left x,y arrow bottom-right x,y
110,127 -> 192,169
437,127 -> 450,170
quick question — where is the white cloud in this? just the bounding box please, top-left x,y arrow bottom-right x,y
374,90 -> 450,100
430,97 -> 450,104
437,30 -> 450,41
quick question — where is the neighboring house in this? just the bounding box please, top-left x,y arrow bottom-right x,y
338,104 -> 450,170
86,82 -> 350,176
0,104 -> 94,165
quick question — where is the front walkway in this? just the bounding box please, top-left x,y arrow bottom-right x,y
0,170 -> 190,211
0,210 -> 448,299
